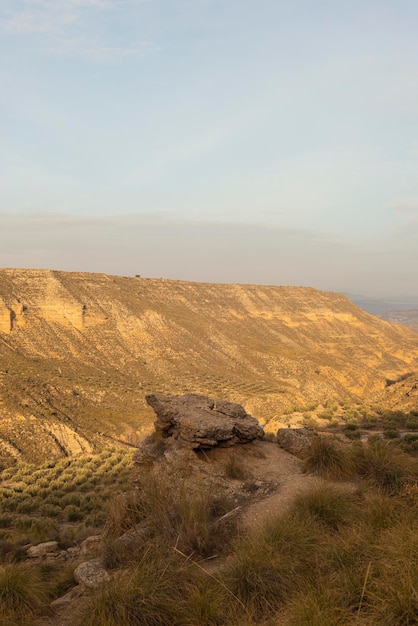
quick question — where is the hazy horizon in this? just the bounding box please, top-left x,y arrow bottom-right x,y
1,1 -> 417,298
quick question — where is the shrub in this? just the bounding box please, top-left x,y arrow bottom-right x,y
64,505 -> 84,522
361,415 -> 378,429
318,410 -> 335,421
405,413 -> 418,431
0,514 -> 13,529
383,427 -> 400,439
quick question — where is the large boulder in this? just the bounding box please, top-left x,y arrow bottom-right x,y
144,393 -> 263,449
276,426 -> 318,458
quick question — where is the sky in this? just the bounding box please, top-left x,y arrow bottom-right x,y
0,0 -> 417,297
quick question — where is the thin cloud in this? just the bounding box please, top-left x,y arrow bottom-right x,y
44,40 -> 155,59
1,0 -> 153,58
387,196 -> 418,213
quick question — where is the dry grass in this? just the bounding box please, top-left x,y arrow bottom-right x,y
353,439 -> 418,494
303,435 -> 353,479
0,563 -> 47,625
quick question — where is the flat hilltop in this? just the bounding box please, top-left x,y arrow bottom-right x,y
0,269 -> 417,465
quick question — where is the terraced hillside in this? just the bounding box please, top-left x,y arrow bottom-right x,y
0,269 -> 417,465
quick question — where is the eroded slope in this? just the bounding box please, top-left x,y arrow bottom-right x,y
0,269 -> 417,464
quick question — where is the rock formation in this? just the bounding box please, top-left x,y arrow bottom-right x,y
276,426 -> 318,458
144,393 -> 264,449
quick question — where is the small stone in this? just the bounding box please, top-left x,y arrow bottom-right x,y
66,546 -> 81,557
80,534 -> 102,554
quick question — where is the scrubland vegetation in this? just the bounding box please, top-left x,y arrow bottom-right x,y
0,448 -> 134,552
282,399 -> 418,446
1,437 -> 418,625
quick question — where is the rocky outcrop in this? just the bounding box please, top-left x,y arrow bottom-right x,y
144,393 -> 264,449
27,541 -> 59,558
276,426 -> 318,458
74,558 -> 110,589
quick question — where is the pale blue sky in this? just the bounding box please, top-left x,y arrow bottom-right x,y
0,1 -> 417,296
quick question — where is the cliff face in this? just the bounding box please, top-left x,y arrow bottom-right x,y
0,269 -> 417,464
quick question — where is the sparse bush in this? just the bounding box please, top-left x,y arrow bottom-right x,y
225,455 -> 248,480
0,514 -> 13,529
406,412 -> 418,431
343,423 -> 362,440
64,505 -> 84,522
399,434 -> 418,455
318,410 -> 335,421
361,414 -> 378,429
383,427 -> 400,439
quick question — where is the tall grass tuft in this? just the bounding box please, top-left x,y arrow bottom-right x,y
354,439 -> 418,494
0,563 -> 47,625
225,511 -> 323,618
303,436 -> 353,479
75,550 -> 231,626
292,484 -> 357,530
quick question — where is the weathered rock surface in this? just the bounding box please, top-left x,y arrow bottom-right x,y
27,541 -> 59,558
145,393 -> 264,449
80,534 -> 102,555
74,558 -> 110,589
276,426 -> 318,458
50,585 -> 84,609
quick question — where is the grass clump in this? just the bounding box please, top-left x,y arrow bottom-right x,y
292,484 -> 356,531
102,468 -> 237,569
303,436 -> 353,479
225,512 -> 323,618
354,439 -> 417,494
0,563 -> 47,625
75,550 -> 230,626
279,582 -> 349,626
